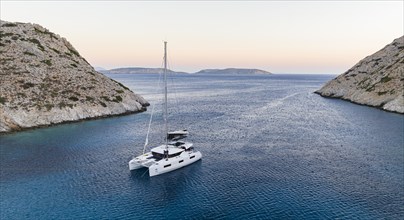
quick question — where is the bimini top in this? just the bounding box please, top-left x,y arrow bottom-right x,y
167,129 -> 189,140
169,141 -> 192,147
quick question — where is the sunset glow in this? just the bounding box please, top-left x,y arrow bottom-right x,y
1,1 -> 402,74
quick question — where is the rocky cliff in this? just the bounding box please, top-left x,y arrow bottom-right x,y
315,36 -> 404,113
0,20 -> 149,133
195,68 -> 271,75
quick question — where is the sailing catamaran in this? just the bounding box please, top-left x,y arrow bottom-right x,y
128,42 -> 202,177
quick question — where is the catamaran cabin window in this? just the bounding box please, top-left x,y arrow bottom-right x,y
164,164 -> 171,168
168,152 -> 182,158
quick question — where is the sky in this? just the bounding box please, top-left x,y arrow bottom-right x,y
1,1 -> 403,74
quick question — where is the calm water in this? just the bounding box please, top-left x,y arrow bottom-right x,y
1,74 -> 403,219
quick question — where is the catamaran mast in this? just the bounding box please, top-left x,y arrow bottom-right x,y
164,41 -> 168,148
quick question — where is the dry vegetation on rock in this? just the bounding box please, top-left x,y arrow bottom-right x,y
316,36 -> 404,113
0,20 -> 149,132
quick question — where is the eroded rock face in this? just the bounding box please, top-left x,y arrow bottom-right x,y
0,20 -> 149,133
315,36 -> 404,114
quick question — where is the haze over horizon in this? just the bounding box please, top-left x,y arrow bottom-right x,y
1,1 -> 402,74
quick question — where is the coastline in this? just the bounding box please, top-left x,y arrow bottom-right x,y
0,107 -> 147,135
314,91 -> 404,115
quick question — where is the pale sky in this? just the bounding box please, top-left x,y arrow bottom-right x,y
1,1 -> 403,74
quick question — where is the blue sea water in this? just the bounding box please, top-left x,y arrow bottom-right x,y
1,74 -> 403,219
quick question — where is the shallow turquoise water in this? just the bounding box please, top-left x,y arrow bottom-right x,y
1,74 -> 403,219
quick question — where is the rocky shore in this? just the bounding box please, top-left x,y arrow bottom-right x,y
315,36 -> 404,114
0,20 -> 149,133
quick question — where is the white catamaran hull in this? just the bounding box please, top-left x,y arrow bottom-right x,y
129,150 -> 202,176
149,151 -> 202,177
128,160 -> 145,170
128,152 -> 153,170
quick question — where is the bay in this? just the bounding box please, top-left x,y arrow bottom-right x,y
1,74 -> 403,219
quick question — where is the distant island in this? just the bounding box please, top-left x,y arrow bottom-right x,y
315,36 -> 404,114
98,67 -> 272,75
94,66 -> 107,71
0,20 -> 149,133
194,68 -> 271,75
99,67 -> 188,75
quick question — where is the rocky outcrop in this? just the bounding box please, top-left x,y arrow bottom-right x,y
315,36 -> 404,114
195,68 -> 271,75
0,20 -> 149,133
100,67 -> 188,74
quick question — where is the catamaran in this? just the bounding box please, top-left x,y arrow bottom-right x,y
128,42 -> 202,177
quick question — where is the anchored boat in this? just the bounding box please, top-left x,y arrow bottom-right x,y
128,42 -> 202,177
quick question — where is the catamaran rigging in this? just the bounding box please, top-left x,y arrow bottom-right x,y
128,42 -> 202,176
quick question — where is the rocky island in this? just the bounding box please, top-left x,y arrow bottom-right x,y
0,20 -> 149,133
195,68 -> 271,75
99,67 -> 187,74
315,36 -> 404,114
98,67 -> 273,75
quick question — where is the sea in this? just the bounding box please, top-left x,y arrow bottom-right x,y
1,73 -> 403,219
